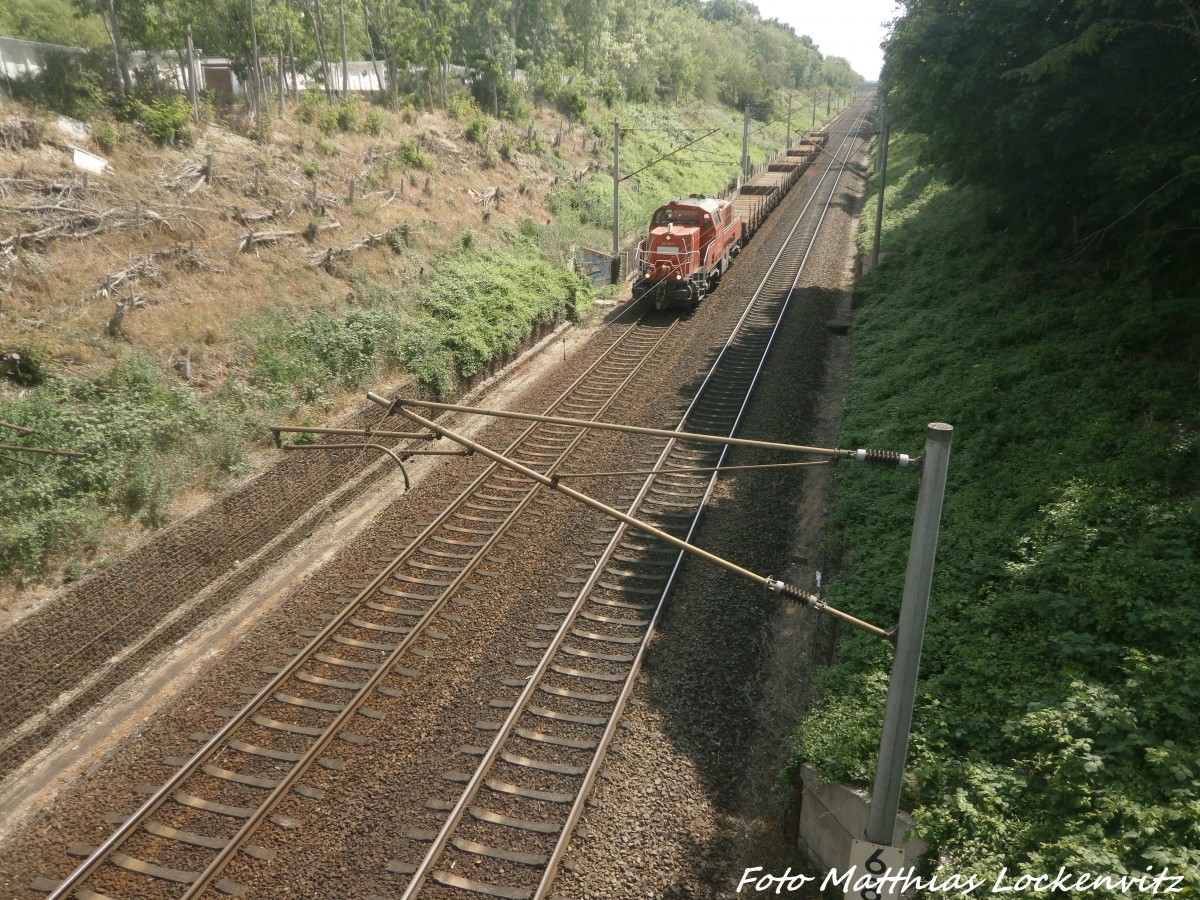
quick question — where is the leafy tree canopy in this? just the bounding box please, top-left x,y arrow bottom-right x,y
882,0 -> 1200,289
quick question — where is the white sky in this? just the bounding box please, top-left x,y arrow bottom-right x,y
751,0 -> 902,81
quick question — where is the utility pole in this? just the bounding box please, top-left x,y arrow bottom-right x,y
826,86 -> 831,115
741,104 -> 751,178
871,108 -> 890,268
811,96 -> 817,130
865,423 -> 953,846
785,92 -> 793,148
612,121 -> 621,281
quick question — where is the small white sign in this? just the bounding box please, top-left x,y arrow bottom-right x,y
71,146 -> 108,174
845,840 -> 906,900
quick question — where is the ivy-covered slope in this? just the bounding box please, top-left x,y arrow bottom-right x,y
792,133 -> 1200,881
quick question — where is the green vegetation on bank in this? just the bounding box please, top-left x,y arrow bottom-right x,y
791,131 -> 1200,880
0,236 -> 593,580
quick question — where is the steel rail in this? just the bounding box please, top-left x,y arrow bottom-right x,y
45,317 -> 679,900
386,96 -> 882,900
536,95 -> 880,897
173,322 -> 681,900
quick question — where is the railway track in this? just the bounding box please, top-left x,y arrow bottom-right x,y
379,98 -> 873,900
28,98 -> 873,900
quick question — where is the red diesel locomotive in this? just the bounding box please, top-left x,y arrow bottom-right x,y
633,194 -> 744,310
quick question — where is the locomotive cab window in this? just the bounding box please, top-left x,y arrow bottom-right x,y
653,208 -> 700,227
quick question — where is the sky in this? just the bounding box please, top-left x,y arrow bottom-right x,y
750,0 -> 902,81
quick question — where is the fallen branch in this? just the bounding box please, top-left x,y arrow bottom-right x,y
1,203 -> 174,251
239,221 -> 339,252
94,244 -> 211,299
478,185 -> 503,209
310,222 -> 410,271
238,229 -> 298,252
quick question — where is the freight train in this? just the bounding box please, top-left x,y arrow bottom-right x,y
632,194 -> 743,310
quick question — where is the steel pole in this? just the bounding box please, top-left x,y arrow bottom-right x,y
866,422 -> 953,845
871,109 -> 889,268
742,104 -> 751,178
612,121 -> 620,272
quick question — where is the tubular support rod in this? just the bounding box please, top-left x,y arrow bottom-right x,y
279,442 -> 413,489
269,425 -> 433,440
370,396 -> 892,642
551,460 -> 834,479
377,396 -> 857,460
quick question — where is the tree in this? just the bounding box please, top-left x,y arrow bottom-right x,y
0,0 -> 109,50
883,0 -> 1200,285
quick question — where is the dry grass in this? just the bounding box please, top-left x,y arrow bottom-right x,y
1,98 -> 594,388
0,95 -> 596,609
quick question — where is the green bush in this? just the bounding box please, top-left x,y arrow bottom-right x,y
464,116 -> 489,145
119,95 -> 192,146
447,93 -> 479,121
317,105 -> 339,135
9,49 -> 107,119
93,121 -> 119,153
364,107 -> 385,135
0,352 -> 245,578
401,242 -> 593,387
499,131 -> 519,162
790,136 -> 1200,882
335,98 -> 359,132
297,88 -> 323,124
396,139 -> 430,171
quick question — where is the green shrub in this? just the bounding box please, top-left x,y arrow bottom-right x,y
499,131 -> 518,162
789,137 -> 1200,882
0,351 -> 240,578
335,98 -> 359,132
92,121 -> 119,153
364,107 -> 385,135
447,93 -> 479,121
120,95 -> 193,146
396,139 -> 430,171
464,116 -> 489,144
253,108 -> 271,144
297,88 -> 323,123
9,49 -> 107,119
1,345 -> 50,385
317,105 -> 339,135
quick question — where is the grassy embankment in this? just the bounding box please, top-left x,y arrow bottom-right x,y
791,131 -> 1200,881
0,95 -> 800,586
